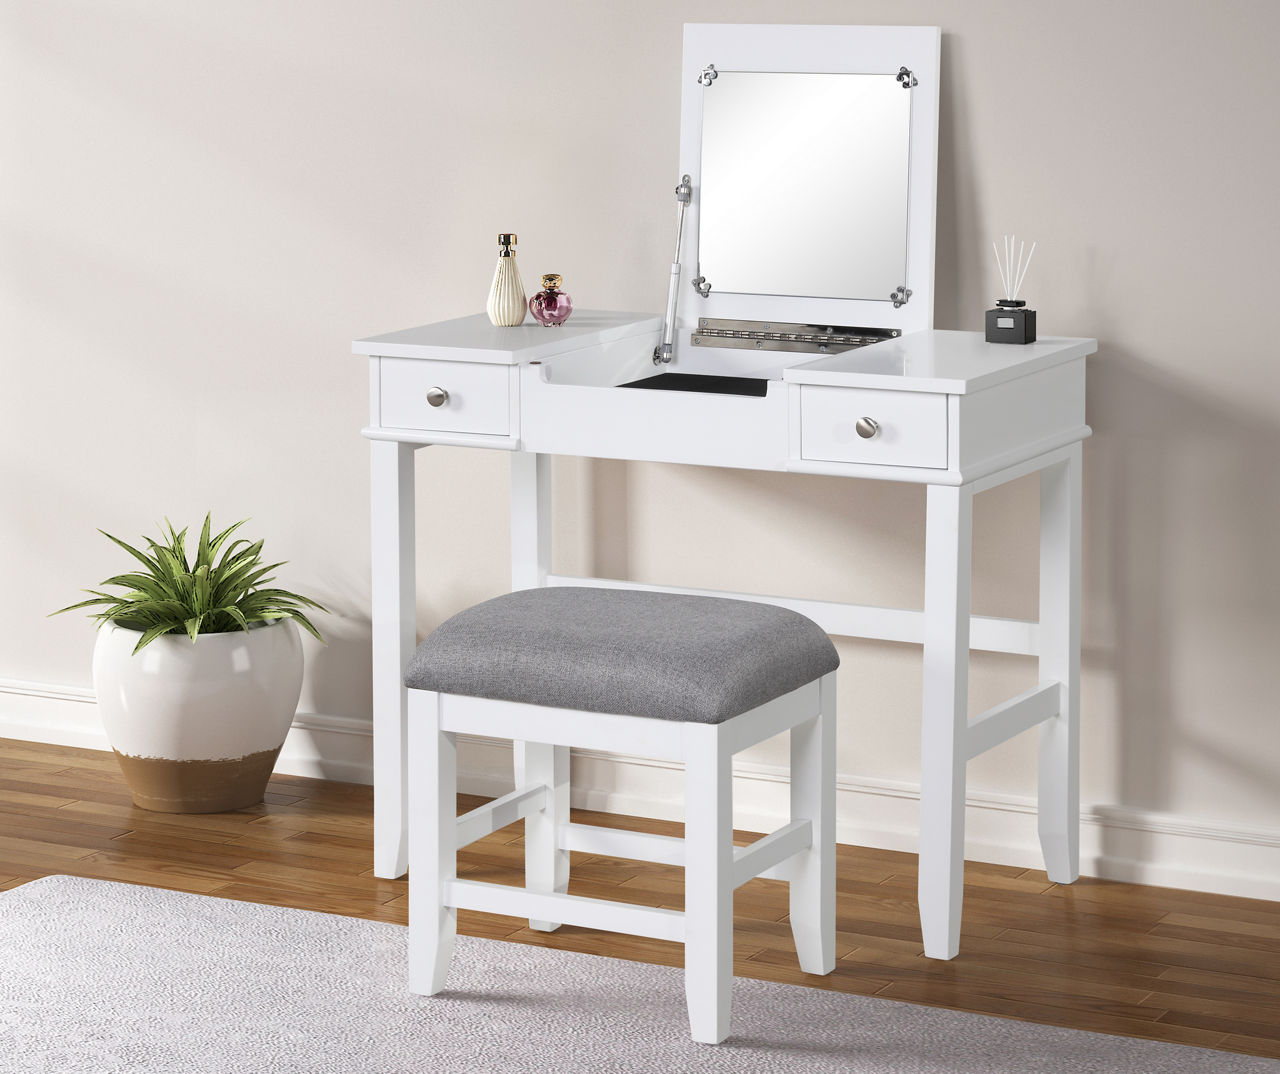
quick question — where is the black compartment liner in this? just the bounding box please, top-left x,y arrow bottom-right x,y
619,372 -> 769,398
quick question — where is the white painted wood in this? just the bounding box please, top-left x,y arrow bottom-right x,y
799,385 -> 948,469
370,438 -> 417,879
964,682 -> 1060,761
732,819 -> 811,890
520,361 -> 789,472
560,823 -> 687,867
918,483 -> 973,960
788,672 -> 837,974
368,356 -> 381,426
445,879 -> 685,943
544,573 -> 1039,656
360,307 -> 1091,955
360,426 -> 520,450
956,359 -> 1086,472
454,784 -> 547,850
509,452 -> 551,590
407,690 -> 457,995
719,681 -> 820,754
440,695 -> 689,761
965,441 -> 1081,497
516,740 -> 569,931
675,25 -> 941,352
509,450 -> 565,928
957,428 -> 1092,490
1038,443 -> 1083,883
379,358 -> 512,435
682,722 -> 734,1045
784,331 -> 1096,394
353,310 -> 662,364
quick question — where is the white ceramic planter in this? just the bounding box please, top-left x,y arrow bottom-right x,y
92,619 -> 304,812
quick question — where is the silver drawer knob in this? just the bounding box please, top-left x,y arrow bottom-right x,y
425,387 -> 449,408
855,417 -> 879,439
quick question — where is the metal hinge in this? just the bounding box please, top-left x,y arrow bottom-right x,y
690,318 -> 899,355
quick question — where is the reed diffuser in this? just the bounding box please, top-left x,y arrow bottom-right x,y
985,234 -> 1037,344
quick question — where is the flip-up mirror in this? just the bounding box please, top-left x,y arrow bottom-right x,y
699,71 -> 911,301
671,24 -> 941,375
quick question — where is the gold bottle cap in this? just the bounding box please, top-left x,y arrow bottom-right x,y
540,273 -> 562,290
498,233 -> 517,246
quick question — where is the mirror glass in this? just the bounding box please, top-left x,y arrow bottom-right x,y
698,71 -> 911,301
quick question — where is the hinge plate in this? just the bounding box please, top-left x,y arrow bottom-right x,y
690,318 -> 899,355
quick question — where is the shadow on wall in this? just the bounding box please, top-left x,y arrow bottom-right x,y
1087,349 -> 1280,867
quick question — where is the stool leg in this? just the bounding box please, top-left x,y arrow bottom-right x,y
515,741 -> 570,931
408,689 -> 457,995
683,724 -> 733,1044
789,672 -> 836,975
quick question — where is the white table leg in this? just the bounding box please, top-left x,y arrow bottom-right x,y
510,452 -> 550,591
509,452 -> 574,926
370,439 -> 418,879
918,482 -> 973,960
683,724 -> 734,1045
1038,442 -> 1082,883
788,672 -> 836,975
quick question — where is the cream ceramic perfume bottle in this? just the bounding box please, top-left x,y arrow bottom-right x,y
486,233 -> 526,326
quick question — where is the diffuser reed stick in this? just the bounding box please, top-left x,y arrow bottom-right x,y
992,234 -> 1036,302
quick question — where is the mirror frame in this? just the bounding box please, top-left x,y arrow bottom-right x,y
675,24 -> 940,372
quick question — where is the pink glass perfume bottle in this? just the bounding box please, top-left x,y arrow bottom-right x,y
529,273 -> 573,326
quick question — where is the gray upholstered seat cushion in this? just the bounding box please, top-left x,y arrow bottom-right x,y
404,586 -> 839,724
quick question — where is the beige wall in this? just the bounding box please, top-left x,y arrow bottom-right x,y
3,1 -> 1278,888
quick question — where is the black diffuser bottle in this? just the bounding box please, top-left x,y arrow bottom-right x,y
986,299 -> 1036,344
986,236 -> 1037,344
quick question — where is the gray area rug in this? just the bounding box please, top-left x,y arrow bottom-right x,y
0,876 -> 1273,1074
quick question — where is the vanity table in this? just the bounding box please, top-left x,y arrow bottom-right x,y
355,23 -> 1095,960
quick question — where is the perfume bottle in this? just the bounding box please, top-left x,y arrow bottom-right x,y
529,273 -> 573,327
486,233 -> 526,327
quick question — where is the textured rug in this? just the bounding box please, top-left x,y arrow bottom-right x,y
0,876 -> 1273,1074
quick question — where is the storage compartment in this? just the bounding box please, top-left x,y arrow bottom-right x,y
800,385 -> 947,468
379,358 -> 512,435
620,372 -> 770,397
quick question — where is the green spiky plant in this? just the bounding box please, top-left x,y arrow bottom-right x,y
54,515 -> 326,654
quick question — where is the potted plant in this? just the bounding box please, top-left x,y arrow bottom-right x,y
54,515 -> 326,813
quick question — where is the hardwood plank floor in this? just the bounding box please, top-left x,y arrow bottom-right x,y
1,737 -> 1276,1059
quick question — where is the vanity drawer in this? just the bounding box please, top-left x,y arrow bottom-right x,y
379,358 -> 512,435
799,386 -> 948,468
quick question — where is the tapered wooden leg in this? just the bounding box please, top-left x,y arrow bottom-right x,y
407,689 -> 457,995
683,724 -> 733,1044
919,483 -> 973,960
1038,444 -> 1082,884
371,439 -> 418,879
515,741 -> 570,931
788,672 -> 836,974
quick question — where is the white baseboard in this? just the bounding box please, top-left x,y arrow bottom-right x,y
2,677 -> 1277,901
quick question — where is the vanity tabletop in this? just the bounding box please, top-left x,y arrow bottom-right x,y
353,310 -> 661,365
784,330 -> 1097,395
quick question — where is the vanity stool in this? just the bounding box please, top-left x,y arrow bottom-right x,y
404,585 -> 839,1044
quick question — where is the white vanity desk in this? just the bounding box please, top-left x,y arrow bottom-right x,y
356,312 -> 1096,959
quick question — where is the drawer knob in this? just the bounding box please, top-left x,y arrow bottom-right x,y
426,387 -> 450,408
855,417 -> 880,439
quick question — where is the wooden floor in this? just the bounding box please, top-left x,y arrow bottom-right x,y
1,738 -> 1277,1059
